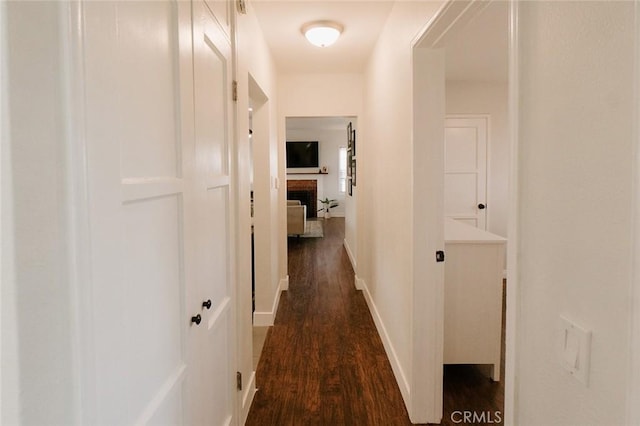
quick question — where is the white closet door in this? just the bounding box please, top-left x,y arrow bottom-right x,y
444,116 -> 488,229
81,1 -> 236,424
83,1 -> 192,423
188,2 -> 236,425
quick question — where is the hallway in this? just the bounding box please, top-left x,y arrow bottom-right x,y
246,217 -> 505,425
246,218 -> 413,425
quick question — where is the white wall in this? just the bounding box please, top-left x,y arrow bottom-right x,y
1,3 -> 19,424
514,2 -> 635,424
286,124 -> 349,217
2,2 -> 78,423
278,74 -> 363,270
446,81 -> 509,238
361,1 -> 444,420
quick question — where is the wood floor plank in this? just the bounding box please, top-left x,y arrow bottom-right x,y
245,218 -> 504,426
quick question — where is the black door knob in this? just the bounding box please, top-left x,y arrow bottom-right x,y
478,203 -> 486,210
191,314 -> 201,325
202,299 -> 212,310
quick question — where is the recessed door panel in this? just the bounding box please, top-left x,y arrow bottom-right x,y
99,194 -> 187,424
204,0 -> 231,39
196,30 -> 228,178
203,187 -> 230,307
455,218 -> 478,227
145,381 -> 185,426
444,173 -> 478,216
117,1 -> 181,179
122,195 -> 183,383
445,127 -> 478,171
203,312 -> 233,426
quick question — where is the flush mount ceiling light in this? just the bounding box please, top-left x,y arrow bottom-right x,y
301,21 -> 343,48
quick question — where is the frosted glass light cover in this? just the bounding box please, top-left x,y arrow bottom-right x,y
304,25 -> 341,47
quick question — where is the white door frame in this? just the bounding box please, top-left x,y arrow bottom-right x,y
411,0 -> 518,423
504,1 -> 519,423
628,1 -> 640,423
411,45 -> 445,423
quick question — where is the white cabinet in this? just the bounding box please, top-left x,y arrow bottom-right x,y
444,218 -> 506,380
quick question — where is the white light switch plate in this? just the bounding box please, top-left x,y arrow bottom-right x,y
558,315 -> 591,386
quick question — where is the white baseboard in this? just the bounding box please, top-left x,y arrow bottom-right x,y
358,277 -> 411,407
252,279 -> 284,326
239,371 -> 256,424
280,275 -> 289,291
343,239 -> 356,270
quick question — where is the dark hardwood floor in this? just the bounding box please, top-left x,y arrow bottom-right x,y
245,218 -> 504,426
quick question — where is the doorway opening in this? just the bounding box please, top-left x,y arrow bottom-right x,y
285,116 -> 357,219
412,1 -> 511,423
284,116 -> 356,241
249,75 -> 271,369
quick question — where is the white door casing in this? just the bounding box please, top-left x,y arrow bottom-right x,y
190,2 -> 236,425
412,1 -> 496,422
81,1 -> 236,424
411,47 -> 446,424
444,115 -> 488,229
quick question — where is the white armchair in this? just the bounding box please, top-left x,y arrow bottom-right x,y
287,200 -> 307,236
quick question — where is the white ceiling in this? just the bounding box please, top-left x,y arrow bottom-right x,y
445,1 -> 508,83
251,0 -> 395,73
251,0 -> 508,82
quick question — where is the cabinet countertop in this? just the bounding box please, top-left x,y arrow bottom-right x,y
445,218 -> 507,245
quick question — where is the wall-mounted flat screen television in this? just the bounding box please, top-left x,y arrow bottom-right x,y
286,141 -> 319,168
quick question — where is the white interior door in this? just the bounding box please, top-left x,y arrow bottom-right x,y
83,1 -> 194,423
189,2 -> 236,425
82,1 -> 235,424
444,116 -> 488,229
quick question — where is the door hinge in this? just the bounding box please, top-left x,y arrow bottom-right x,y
236,371 -> 242,391
232,80 -> 238,102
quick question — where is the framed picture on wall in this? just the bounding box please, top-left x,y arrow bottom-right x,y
351,129 -> 356,157
351,158 -> 356,186
347,121 -> 357,190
